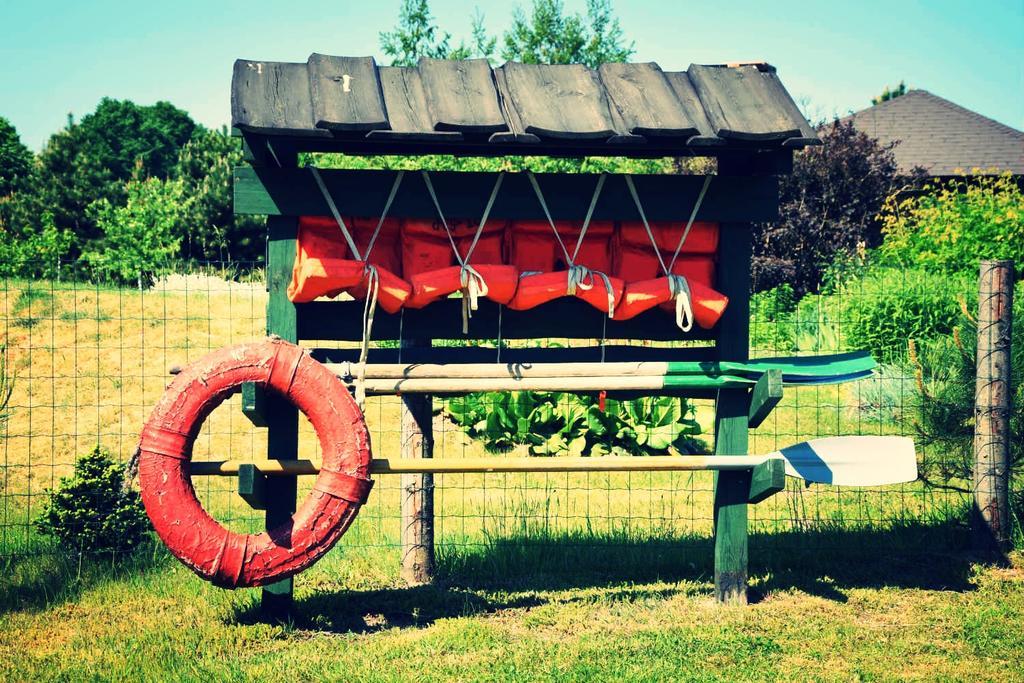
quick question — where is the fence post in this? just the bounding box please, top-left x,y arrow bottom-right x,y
973,259 -> 1014,557
401,338 -> 435,584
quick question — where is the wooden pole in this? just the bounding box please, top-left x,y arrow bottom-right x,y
712,167 -> 753,605
973,259 -> 1014,557
191,455 -> 779,476
400,339 -> 435,585
253,137 -> 299,621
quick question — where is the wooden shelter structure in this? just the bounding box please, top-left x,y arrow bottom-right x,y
224,54 -> 820,613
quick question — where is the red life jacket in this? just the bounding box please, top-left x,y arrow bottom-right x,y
505,219 -> 624,314
611,221 -> 727,329
403,218 -> 517,309
287,216 -> 411,314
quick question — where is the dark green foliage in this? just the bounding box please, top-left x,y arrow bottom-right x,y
35,98 -> 195,249
0,117 -> 34,197
380,0 -> 465,65
839,267 -> 972,362
502,0 -> 633,68
752,120 -> 915,296
172,126 -> 265,263
81,178 -> 189,285
35,446 -> 151,555
872,81 -> 907,106
0,343 -> 12,430
750,284 -> 797,351
909,281 -> 1023,489
445,392 -> 705,457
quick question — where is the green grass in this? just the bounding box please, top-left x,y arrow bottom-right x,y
2,276 -> 1021,680
0,521 -> 1022,682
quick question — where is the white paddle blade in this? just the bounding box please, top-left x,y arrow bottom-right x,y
776,436 -> 918,487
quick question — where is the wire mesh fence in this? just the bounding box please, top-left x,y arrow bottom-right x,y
0,261 -> 971,580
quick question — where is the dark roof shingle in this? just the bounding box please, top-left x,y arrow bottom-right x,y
841,90 -> 1024,176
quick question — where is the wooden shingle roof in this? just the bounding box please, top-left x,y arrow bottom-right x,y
231,55 -> 819,157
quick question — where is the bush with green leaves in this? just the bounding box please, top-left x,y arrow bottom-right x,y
82,177 -> 189,285
35,446 -> 150,555
907,280 -> 1023,490
838,267 -> 972,362
881,172 -> 1024,275
445,392 -> 706,457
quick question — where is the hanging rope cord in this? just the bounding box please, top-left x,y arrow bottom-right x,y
421,170 -> 505,334
526,171 -> 616,318
623,174 -> 712,332
310,166 -> 405,408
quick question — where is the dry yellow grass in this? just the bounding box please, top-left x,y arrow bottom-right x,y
0,276 -> 963,555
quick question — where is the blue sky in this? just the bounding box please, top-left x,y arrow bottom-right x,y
1,0 -> 1022,150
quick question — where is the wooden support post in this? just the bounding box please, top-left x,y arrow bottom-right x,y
238,463 -> 267,509
973,259 -> 1014,557
748,369 -> 783,428
747,458 -> 785,504
712,207 -> 753,605
400,339 -> 435,585
241,382 -> 268,427
254,137 -> 300,620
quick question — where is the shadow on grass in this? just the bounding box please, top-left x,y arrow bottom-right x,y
241,516 -> 977,630
436,517 -> 976,601
234,583 -> 546,634
0,543 -> 169,614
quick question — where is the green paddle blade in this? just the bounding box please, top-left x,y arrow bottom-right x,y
665,351 -> 877,385
775,436 -> 917,487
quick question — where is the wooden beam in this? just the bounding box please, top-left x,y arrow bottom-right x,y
241,382 -> 268,427
400,338 -> 435,586
747,369 -> 783,428
296,298 -> 717,342
238,463 -> 267,509
233,166 -> 779,222
261,214 -> 299,618
310,345 -> 716,365
747,458 -> 785,504
712,214 -> 752,606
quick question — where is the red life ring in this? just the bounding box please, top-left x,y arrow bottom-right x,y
137,339 -> 373,588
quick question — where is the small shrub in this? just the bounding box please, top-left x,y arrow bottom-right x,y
35,446 -> 150,556
908,281 -> 1024,489
881,171 -> 1024,275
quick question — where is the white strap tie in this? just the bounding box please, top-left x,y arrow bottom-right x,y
459,264 -> 489,334
668,274 -> 694,332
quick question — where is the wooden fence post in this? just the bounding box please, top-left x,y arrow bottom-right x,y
401,339 -> 435,584
973,259 -> 1014,557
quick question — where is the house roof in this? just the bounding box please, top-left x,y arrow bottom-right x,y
231,55 -> 819,158
841,90 -> 1024,176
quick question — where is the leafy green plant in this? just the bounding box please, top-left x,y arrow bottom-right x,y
446,392 -> 706,457
881,172 -> 1024,275
585,396 -> 705,456
35,446 -> 151,555
750,283 -> 798,352
82,178 -> 189,285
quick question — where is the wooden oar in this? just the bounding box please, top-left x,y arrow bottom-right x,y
189,436 -> 917,487
324,351 -> 876,387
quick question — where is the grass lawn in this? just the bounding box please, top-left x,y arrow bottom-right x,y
1,538 -> 1022,681
1,276 -> 1021,680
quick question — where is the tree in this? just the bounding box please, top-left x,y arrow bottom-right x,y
872,81 -> 907,106
81,177 -> 190,285
751,119 -> 917,295
0,118 -> 33,197
172,126 -> 265,263
35,98 -> 195,249
380,0 -> 462,65
502,0 -> 633,68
